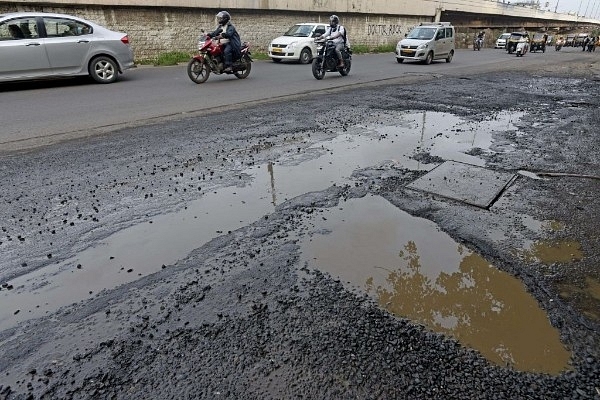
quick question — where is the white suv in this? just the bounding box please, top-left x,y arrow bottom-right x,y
395,22 -> 455,64
268,23 -> 327,64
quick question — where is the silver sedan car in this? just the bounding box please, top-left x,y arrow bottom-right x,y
0,12 -> 135,84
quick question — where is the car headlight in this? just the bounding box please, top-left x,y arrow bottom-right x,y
287,41 -> 298,50
417,44 -> 428,50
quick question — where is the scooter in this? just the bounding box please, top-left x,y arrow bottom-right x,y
515,40 -> 529,57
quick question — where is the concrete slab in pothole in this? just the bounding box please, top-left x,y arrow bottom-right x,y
406,161 -> 517,208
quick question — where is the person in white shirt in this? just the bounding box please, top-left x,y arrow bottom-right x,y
317,15 -> 347,68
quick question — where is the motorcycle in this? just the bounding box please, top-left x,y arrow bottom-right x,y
473,36 -> 483,51
311,38 -> 352,80
555,37 -> 565,51
187,31 -> 252,84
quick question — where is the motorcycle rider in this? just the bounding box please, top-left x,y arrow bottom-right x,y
317,15 -> 347,68
476,30 -> 485,48
207,11 -> 241,73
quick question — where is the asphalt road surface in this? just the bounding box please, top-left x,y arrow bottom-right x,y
1,47 -> 597,152
0,45 -> 599,399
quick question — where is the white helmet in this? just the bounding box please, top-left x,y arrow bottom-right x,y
329,15 -> 339,28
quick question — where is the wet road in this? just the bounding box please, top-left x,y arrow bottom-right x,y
0,47 -> 597,151
0,45 -> 599,398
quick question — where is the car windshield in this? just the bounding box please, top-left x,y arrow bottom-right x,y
500,33 -> 510,39
283,24 -> 314,37
510,33 -> 524,40
407,27 -> 436,40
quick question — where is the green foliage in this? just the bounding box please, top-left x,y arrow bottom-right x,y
349,44 -> 369,54
250,43 -> 396,59
138,44 -> 398,66
347,44 -> 395,54
372,44 -> 396,53
137,51 -> 192,66
250,52 -> 271,60
155,51 -> 192,65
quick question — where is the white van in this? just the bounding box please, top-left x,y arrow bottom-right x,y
395,22 -> 455,64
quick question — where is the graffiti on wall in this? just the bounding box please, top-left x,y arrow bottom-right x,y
367,24 -> 403,36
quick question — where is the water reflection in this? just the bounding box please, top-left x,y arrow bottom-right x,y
301,195 -> 571,374
523,240 -> 583,264
1,110 -> 524,330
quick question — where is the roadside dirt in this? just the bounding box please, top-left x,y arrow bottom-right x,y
0,60 -> 599,399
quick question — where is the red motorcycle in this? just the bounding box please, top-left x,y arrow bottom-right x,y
187,33 -> 252,84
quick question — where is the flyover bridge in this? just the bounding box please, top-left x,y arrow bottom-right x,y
2,0 -> 599,28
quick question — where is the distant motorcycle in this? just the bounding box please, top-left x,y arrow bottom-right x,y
473,36 -> 483,51
311,38 -> 352,80
555,38 -> 565,51
187,31 -> 252,84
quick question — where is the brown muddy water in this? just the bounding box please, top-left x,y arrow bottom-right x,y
3,109 -> 575,373
300,195 -> 572,375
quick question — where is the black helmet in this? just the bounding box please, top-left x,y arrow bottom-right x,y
216,11 -> 231,26
329,15 -> 339,28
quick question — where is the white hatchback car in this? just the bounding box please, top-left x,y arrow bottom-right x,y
0,11 -> 135,84
395,22 -> 455,64
268,23 -> 327,64
495,33 -> 511,49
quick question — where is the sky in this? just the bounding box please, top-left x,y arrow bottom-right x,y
547,0 -> 600,16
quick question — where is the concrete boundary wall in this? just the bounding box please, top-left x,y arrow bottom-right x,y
0,3 -> 431,59
1,0 -> 593,22
1,2 -> 596,59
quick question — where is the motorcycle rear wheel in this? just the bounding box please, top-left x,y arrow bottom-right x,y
339,59 -> 351,76
312,59 -> 325,80
234,58 -> 252,79
187,58 -> 210,84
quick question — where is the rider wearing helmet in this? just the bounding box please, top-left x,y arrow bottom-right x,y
317,15 -> 347,68
208,11 -> 241,73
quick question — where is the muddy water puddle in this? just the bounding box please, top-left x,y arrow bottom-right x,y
300,195 -> 571,374
1,110 -> 521,330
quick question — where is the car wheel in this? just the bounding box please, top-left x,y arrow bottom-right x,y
272,58 -> 281,63
396,58 -> 404,63
424,51 -> 433,65
299,48 -> 312,64
89,56 -> 118,84
446,50 -> 454,63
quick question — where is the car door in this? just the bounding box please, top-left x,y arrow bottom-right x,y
434,28 -> 448,57
313,25 -> 326,38
445,27 -> 455,53
0,17 -> 51,80
41,16 -> 92,75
